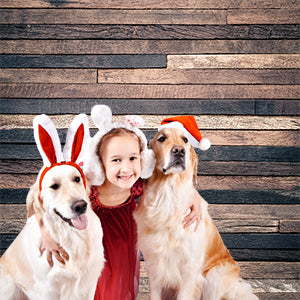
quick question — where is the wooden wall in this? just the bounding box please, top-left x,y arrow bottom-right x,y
0,1 -> 299,299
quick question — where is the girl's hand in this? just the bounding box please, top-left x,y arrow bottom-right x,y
183,190 -> 203,231
36,212 -> 69,267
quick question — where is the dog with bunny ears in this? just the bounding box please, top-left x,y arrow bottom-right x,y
0,114 -> 104,300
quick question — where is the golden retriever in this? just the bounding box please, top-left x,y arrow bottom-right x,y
135,127 -> 258,300
0,114 -> 104,300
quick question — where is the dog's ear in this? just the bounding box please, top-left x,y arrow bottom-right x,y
26,181 -> 42,218
190,146 -> 198,184
63,114 -> 90,165
33,115 -> 63,167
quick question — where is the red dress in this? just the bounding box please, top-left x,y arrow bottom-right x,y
89,179 -> 143,300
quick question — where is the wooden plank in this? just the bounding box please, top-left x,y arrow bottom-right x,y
0,0 -> 298,9
255,293 -> 300,300
1,114 -> 299,130
1,129 -> 299,147
0,9 -> 227,25
0,69 -> 97,83
227,9 -> 300,24
208,205 -> 300,220
0,55 -> 167,68
2,189 -> 298,205
1,84 -> 299,99
2,99 -> 299,116
1,25 -> 299,40
0,219 -> 26,234
1,40 -> 299,54
1,174 -> 298,190
99,69 -> 300,84
2,159 -> 298,176
2,144 -> 299,162
280,220 -> 300,233
167,54 -> 300,68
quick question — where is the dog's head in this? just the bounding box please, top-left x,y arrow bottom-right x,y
150,127 -> 198,183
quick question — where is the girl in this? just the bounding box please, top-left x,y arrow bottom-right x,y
35,105 -> 204,299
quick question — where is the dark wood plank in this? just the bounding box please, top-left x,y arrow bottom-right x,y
1,40 -> 299,54
280,220 -> 300,233
1,159 -> 298,176
0,189 -> 28,204
99,69 -> 300,84
1,145 -> 299,162
1,84 -> 299,99
0,9 -> 226,25
227,9 -> 300,24
1,129 -> 299,147
1,232 -> 298,251
1,25 -> 299,40
1,0 -> 298,9
0,55 -> 166,68
255,293 -> 300,300
1,99 -> 299,116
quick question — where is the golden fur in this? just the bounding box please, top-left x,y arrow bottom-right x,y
135,128 -> 258,300
0,165 -> 104,300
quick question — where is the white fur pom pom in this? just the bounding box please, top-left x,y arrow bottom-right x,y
91,105 -> 112,130
198,138 -> 211,151
124,115 -> 145,128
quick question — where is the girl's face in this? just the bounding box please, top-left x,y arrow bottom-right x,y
100,134 -> 142,190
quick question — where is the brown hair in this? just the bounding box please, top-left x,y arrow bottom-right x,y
96,128 -> 142,161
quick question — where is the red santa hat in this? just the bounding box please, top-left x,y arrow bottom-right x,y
158,116 -> 211,151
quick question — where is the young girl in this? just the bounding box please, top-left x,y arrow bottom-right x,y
36,105 -> 204,299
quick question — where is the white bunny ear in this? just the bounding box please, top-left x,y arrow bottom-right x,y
124,115 -> 145,128
91,105 -> 112,130
33,114 -> 63,167
63,114 -> 90,165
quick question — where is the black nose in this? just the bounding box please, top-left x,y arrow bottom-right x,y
171,146 -> 185,157
71,200 -> 87,215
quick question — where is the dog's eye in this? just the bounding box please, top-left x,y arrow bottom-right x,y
158,136 -> 166,142
50,183 -> 59,190
182,137 -> 188,143
74,176 -> 80,183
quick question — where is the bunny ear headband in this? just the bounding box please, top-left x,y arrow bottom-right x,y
83,105 -> 156,186
33,114 -> 90,192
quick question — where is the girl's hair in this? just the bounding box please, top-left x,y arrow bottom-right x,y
97,128 -> 142,160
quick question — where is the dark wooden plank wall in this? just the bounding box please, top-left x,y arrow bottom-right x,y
0,1 -> 299,299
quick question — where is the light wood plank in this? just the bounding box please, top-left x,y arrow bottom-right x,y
1,84 -> 299,99
98,69 -> 300,84
1,174 -> 298,190
0,9 -> 226,25
0,69 -> 97,83
1,0 -> 298,9
1,40 -> 299,55
227,9 -> 300,24
168,54 -> 300,69
1,115 -> 299,130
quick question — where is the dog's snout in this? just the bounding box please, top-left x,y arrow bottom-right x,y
71,200 -> 87,215
171,146 -> 185,157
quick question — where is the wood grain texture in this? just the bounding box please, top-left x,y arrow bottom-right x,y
1,25 -> 299,40
167,54 -> 300,68
0,55 -> 167,68
0,68 -> 97,83
1,0 -> 298,9
1,129 -> 299,146
1,114 -> 299,130
1,84 -> 299,99
98,69 -> 300,84
1,174 -> 298,190
227,9 -> 300,24
0,9 -> 227,25
2,99 -> 299,116
279,220 -> 300,233
1,40 -> 299,54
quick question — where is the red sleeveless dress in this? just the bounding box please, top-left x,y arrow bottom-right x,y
89,179 -> 143,300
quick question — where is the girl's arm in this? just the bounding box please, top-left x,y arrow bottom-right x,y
35,212 -> 69,267
183,189 -> 205,231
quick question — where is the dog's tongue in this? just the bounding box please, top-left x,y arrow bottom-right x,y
71,214 -> 88,230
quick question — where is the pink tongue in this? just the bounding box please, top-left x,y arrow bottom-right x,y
71,214 -> 88,230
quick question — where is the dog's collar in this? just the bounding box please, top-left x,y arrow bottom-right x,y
39,161 -> 86,192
